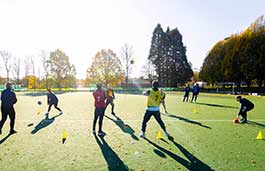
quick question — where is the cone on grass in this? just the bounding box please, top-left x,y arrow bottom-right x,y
256,131 -> 263,140
157,131 -> 162,139
62,131 -> 67,144
193,108 -> 198,114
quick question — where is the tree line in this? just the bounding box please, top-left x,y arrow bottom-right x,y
200,16 -> 265,88
0,49 -> 76,90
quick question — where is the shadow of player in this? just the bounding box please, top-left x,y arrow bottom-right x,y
162,113 -> 211,129
31,113 -> 63,134
247,120 -> 265,128
94,134 -> 129,171
105,115 -> 139,141
195,102 -> 237,109
145,137 -> 214,171
0,133 -> 13,145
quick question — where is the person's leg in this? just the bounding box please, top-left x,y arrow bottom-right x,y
98,108 -> 105,133
191,94 -> 194,102
9,107 -> 16,133
153,111 -> 166,132
47,104 -> 53,112
183,96 -> 186,102
186,94 -> 189,102
110,100 -> 115,114
54,103 -> 62,112
194,94 -> 198,102
93,108 -> 99,132
0,108 -> 8,134
240,111 -> 247,123
141,110 -> 153,132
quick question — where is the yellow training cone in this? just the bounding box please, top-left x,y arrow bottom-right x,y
256,131 -> 263,140
157,131 -> 162,139
193,108 -> 198,114
62,131 -> 67,144
37,108 -> 41,115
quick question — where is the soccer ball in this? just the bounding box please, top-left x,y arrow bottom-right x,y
37,101 -> 42,105
233,118 -> 239,124
130,59 -> 135,65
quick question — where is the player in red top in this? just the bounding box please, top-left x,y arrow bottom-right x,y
92,83 -> 107,136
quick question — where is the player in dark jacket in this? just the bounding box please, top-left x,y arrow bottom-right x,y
46,89 -> 63,115
236,96 -> 254,123
183,84 -> 191,102
0,82 -> 17,135
191,83 -> 200,102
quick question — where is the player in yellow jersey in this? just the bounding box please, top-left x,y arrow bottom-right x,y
140,81 -> 170,138
106,85 -> 115,115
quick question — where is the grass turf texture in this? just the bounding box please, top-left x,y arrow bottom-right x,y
0,92 -> 264,171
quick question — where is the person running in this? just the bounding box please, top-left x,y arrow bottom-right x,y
106,85 -> 115,115
191,83 -> 200,102
46,89 -> 63,115
92,83 -> 107,136
0,82 -> 17,135
160,89 -> 168,114
140,81 -> 170,138
236,96 -> 254,123
183,84 -> 191,102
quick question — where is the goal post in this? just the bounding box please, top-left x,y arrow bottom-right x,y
216,82 -> 235,94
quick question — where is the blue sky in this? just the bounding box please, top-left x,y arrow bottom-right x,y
0,0 -> 264,78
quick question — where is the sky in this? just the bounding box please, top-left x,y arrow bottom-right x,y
0,0 -> 264,79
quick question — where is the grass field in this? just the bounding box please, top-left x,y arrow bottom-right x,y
0,92 -> 265,171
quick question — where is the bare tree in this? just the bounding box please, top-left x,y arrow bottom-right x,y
0,50 -> 12,81
24,57 -> 31,76
13,56 -> 21,84
120,43 -> 134,87
40,50 -> 50,89
142,60 -> 157,83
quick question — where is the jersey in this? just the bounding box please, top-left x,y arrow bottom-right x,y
93,90 -> 106,108
147,89 -> 164,107
106,89 -> 114,100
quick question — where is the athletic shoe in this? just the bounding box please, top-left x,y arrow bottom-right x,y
139,131 -> 145,138
98,131 -> 106,137
9,130 -> 17,135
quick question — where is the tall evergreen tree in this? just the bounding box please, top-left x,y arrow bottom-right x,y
148,24 -> 193,87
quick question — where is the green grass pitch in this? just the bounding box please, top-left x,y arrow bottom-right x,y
0,92 -> 264,171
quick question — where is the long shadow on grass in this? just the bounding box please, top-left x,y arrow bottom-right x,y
247,120 -> 265,128
162,113 -> 211,129
105,115 -> 139,141
0,133 -> 12,145
31,113 -> 62,134
94,134 -> 129,171
195,102 -> 237,109
145,137 -> 214,171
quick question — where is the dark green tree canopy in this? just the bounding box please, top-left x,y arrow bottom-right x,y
148,24 -> 193,87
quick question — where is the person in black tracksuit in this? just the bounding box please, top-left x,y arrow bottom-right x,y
236,96 -> 254,123
183,84 -> 191,102
0,82 -> 17,135
47,89 -> 62,114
